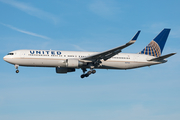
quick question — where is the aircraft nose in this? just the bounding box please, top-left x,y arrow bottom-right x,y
3,55 -> 7,61
3,55 -> 15,64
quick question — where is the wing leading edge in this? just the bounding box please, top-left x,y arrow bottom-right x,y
81,30 -> 141,62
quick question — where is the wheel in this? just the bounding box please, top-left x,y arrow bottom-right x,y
81,74 -> 85,78
87,71 -> 92,75
92,70 -> 96,74
85,74 -> 89,77
16,70 -> 19,73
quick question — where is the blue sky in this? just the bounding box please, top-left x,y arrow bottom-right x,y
0,0 -> 180,120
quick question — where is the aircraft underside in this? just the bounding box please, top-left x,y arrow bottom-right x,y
8,58 -> 161,78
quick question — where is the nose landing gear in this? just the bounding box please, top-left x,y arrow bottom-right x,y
16,70 -> 19,73
15,64 -> 19,73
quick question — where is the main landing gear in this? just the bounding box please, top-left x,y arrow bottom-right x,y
81,68 -> 96,78
15,64 -> 19,73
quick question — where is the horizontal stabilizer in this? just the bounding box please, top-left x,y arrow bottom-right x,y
148,53 -> 176,61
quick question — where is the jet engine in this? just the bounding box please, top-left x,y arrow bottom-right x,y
66,59 -> 87,68
56,67 -> 75,73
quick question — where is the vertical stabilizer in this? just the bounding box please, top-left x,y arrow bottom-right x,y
139,29 -> 171,57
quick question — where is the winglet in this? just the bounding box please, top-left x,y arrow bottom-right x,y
131,30 -> 141,41
128,30 -> 141,44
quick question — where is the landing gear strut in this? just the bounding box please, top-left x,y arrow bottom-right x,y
15,64 -> 19,73
80,68 -> 96,78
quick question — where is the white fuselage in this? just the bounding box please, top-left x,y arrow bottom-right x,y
3,49 -> 166,70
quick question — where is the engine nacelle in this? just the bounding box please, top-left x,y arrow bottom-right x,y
56,67 -> 75,74
66,59 -> 87,68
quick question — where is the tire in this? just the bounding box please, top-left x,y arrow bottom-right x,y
16,70 -> 19,73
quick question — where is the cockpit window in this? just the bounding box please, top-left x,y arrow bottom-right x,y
7,53 -> 14,55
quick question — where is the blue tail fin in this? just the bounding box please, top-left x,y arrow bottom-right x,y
139,28 -> 171,57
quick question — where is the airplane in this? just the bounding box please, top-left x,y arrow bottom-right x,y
3,28 -> 176,78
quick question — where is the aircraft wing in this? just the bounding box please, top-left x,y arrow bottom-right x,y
81,30 -> 141,62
